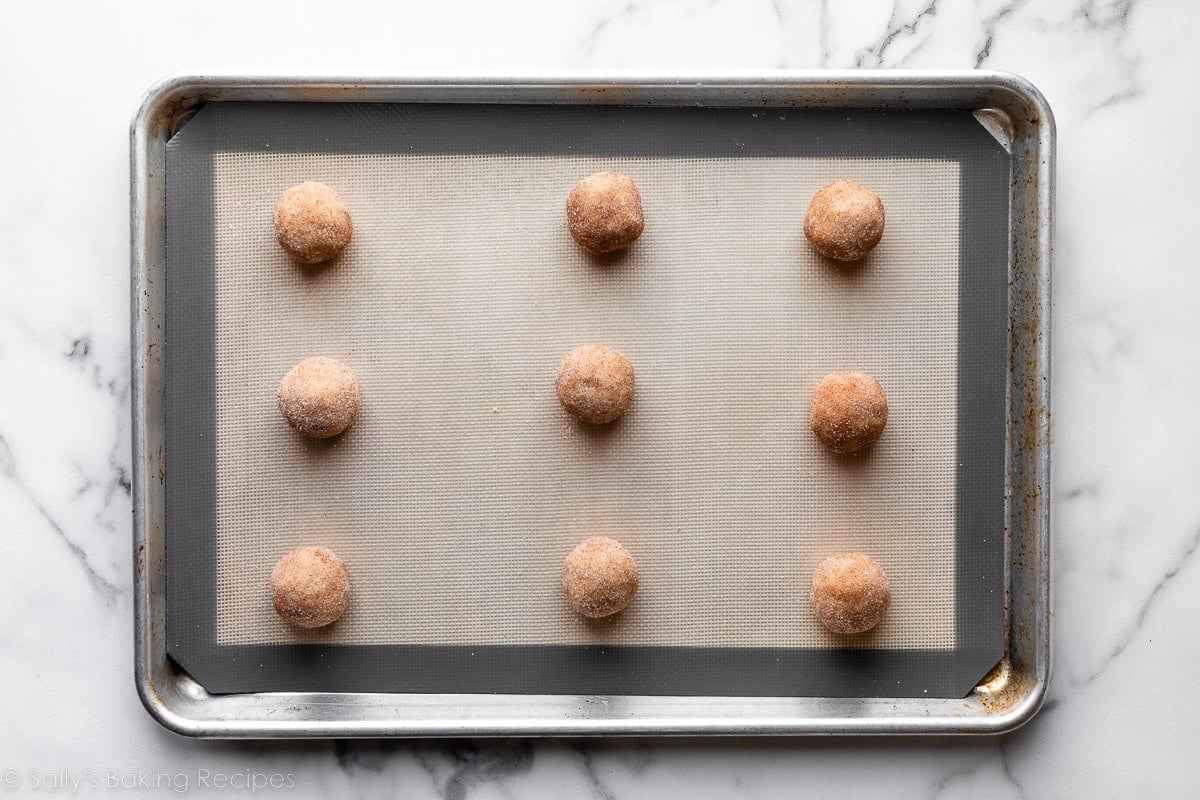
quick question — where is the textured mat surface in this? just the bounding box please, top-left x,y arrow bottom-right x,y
163,102 -> 1008,696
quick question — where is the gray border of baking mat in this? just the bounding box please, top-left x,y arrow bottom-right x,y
165,102 -> 1008,698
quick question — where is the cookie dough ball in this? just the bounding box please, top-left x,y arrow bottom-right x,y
278,356 -> 361,439
566,171 -> 645,254
810,372 -> 888,454
274,181 -> 353,264
562,537 -> 639,618
810,552 -> 891,635
803,180 -> 884,262
271,546 -> 350,629
556,344 -> 635,424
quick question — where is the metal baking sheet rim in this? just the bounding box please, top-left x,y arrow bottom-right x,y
130,71 -> 1053,738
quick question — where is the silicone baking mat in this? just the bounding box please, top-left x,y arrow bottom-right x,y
164,103 -> 1009,696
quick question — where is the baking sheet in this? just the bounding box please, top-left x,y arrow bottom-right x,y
164,102 -> 1008,696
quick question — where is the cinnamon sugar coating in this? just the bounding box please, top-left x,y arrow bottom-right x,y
274,181 -> 353,264
277,356 -> 360,439
562,536 -> 639,618
566,172 -> 645,254
556,344 -> 635,424
803,180 -> 884,262
810,552 -> 891,634
271,546 -> 350,629
810,371 -> 888,454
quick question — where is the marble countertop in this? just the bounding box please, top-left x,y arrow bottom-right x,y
2,0 -> 1197,796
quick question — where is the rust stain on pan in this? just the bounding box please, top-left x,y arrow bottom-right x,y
974,658 -> 1040,715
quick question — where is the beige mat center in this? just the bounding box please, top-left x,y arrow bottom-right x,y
213,152 -> 960,649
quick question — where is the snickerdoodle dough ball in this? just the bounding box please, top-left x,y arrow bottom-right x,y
278,356 -> 361,439
810,552 -> 891,634
810,372 -> 888,454
556,344 -> 635,424
566,171 -> 645,254
803,180 -> 884,262
271,546 -> 350,629
274,181 -> 353,264
562,537 -> 639,618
